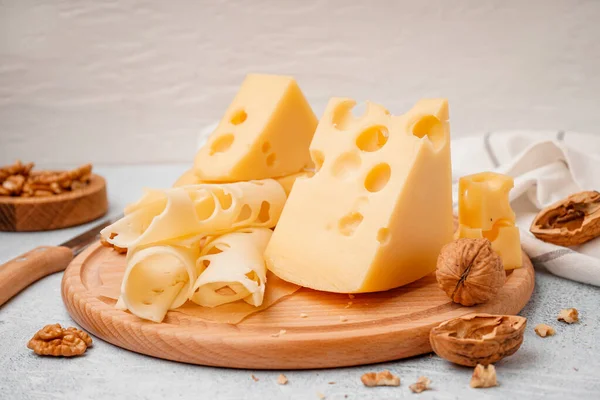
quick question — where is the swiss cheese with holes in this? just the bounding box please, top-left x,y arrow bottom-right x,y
193,74 -> 318,182
264,98 -> 454,293
456,172 -> 522,270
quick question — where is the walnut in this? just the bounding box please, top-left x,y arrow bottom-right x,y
531,191 -> 600,246
534,323 -> 555,337
470,364 -> 497,388
100,232 -> 128,254
557,308 -> 579,324
361,370 -> 400,387
409,376 -> 431,393
27,324 -> 93,357
429,314 -> 526,367
0,161 -> 92,197
436,238 -> 506,306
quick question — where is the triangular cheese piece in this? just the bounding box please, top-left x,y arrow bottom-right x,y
193,74 -> 318,182
265,98 -> 454,293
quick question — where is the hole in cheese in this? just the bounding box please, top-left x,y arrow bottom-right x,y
338,212 -> 364,236
266,153 -> 276,167
331,152 -> 361,179
209,134 -> 235,155
377,228 -> 390,245
356,125 -> 388,152
213,189 -> 233,210
364,163 -> 391,193
310,149 -> 325,172
142,300 -> 152,305
331,100 -> 364,130
230,109 -> 247,125
257,201 -> 271,223
261,141 -> 271,153
411,115 -> 444,150
235,204 -> 252,223
482,219 -> 514,242
194,195 -> 217,221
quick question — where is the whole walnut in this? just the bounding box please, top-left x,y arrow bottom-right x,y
436,238 -> 506,306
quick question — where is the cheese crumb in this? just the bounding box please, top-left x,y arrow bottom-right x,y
251,374 -> 259,382
277,374 -> 288,385
300,313 -> 308,318
534,324 -> 555,337
271,329 -> 287,337
344,301 -> 353,309
557,308 -> 579,324
339,316 -> 348,322
348,294 -> 355,299
317,392 -> 326,399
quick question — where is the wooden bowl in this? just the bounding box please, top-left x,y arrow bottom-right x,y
0,174 -> 108,232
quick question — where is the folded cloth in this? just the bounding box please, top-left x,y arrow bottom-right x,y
452,130 -> 600,286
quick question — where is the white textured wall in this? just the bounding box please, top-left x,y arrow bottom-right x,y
1,0 -> 599,164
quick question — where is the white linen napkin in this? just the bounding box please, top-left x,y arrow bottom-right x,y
198,125 -> 600,286
452,130 -> 600,286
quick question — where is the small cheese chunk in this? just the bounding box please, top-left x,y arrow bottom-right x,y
265,98 -> 454,293
193,74 -> 318,182
456,172 -> 522,270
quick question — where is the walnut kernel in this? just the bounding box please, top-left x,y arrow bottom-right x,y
27,324 -> 93,357
557,308 -> 579,324
534,324 -> 555,337
277,374 -> 288,385
409,376 -> 431,393
470,364 -> 497,388
361,370 -> 400,387
436,238 -> 506,306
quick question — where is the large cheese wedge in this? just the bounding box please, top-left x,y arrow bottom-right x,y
101,180 -> 286,250
193,74 -> 318,182
191,228 -> 272,308
265,98 -> 454,293
456,172 -> 522,270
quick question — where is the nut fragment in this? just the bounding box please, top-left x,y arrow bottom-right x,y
436,238 -> 506,306
0,161 -> 92,197
430,314 -> 526,367
409,376 -> 431,393
470,364 -> 497,388
534,324 -> 555,337
27,324 -> 93,357
277,374 -> 288,385
557,308 -> 579,324
361,370 -> 400,387
531,191 -> 600,246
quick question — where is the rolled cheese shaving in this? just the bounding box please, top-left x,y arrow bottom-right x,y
191,228 -> 272,308
101,180 -> 286,250
120,245 -> 200,323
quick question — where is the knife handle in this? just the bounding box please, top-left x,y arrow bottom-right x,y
0,246 -> 73,307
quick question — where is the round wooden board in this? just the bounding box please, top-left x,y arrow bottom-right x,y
62,242 -> 534,370
0,174 -> 108,231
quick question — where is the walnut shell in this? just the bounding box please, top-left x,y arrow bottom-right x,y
429,314 -> 527,367
436,238 -> 506,306
530,191 -> 600,246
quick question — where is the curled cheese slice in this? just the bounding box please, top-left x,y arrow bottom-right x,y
120,245 -> 200,322
101,179 -> 286,249
191,228 -> 272,308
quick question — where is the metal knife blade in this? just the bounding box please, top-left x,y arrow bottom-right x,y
61,214 -> 122,256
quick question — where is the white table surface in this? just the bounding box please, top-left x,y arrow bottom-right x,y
1,164 -> 599,400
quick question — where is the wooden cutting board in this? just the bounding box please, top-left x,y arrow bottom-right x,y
0,174 -> 108,231
61,242 -> 534,369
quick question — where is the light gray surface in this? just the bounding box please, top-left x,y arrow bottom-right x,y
0,164 -> 599,400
